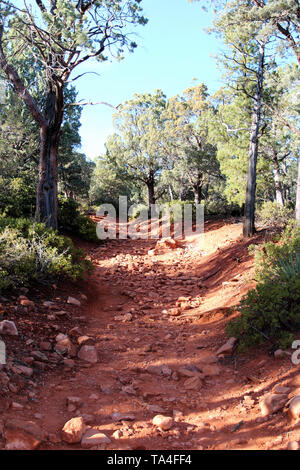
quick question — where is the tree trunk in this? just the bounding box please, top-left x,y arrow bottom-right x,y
296,158 -> 300,224
193,172 -> 203,205
147,171 -> 155,216
194,185 -> 202,205
36,86 -> 64,229
243,42 -> 265,238
273,157 -> 284,206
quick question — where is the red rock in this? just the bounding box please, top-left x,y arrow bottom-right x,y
40,341 -> 52,351
13,365 -> 33,377
4,419 -> 44,450
77,345 -> 98,363
67,296 -> 81,307
61,417 -> 86,444
0,320 -> 18,336
19,299 -> 35,311
288,396 -> 300,421
260,393 -> 288,416
216,337 -> 237,355
55,337 -> 76,357
77,335 -> 94,346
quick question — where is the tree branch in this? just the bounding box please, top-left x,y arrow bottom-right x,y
0,23 -> 47,129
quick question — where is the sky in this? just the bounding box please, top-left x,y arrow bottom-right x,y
74,0 -> 223,161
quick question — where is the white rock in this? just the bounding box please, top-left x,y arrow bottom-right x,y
61,417 -> 86,444
152,415 -> 173,431
81,429 -> 111,448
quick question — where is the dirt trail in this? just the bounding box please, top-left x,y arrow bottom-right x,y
1,219 -> 300,450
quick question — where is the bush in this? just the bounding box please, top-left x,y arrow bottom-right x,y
228,221 -> 300,351
226,278 -> 300,351
0,218 -> 93,292
250,220 -> 300,283
256,201 -> 293,229
0,175 -> 36,218
58,197 -> 99,243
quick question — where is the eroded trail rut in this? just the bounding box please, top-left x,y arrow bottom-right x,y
2,220 -> 300,450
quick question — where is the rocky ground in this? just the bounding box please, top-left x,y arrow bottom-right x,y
1,219 -> 300,451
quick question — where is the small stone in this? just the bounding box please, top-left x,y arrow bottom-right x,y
81,429 -> 111,448
48,433 -> 61,444
216,337 -> 237,355
201,364 -> 220,377
68,327 -> 83,337
61,417 -> 86,444
19,299 -> 35,310
152,415 -> 173,431
183,376 -> 202,390
66,396 -> 83,408
89,393 -> 99,400
13,365 -> 33,377
40,341 -> 52,351
111,412 -> 135,422
31,351 -> 48,362
11,402 -> 24,411
77,345 -> 98,364
273,385 -> 290,394
287,441 -> 299,450
0,320 -> 18,336
260,393 -> 288,416
67,296 -> 81,307
56,333 -> 68,342
77,336 -> 94,346
274,349 -> 285,359
114,313 -> 132,322
63,358 -> 75,368
55,337 -> 76,357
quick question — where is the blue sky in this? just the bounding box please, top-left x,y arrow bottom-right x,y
75,0 -> 223,160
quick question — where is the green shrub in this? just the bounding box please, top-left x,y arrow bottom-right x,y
226,278 -> 300,351
256,201 -> 293,229
251,220 -> 300,283
58,197 -> 99,243
0,175 -> 36,218
0,219 -> 93,292
228,221 -> 300,351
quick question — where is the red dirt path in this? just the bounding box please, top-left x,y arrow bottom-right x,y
1,219 -> 300,450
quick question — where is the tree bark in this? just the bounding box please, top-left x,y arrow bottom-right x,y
296,158 -> 300,224
193,171 -> 203,205
147,170 -> 156,215
35,86 -> 64,229
273,156 -> 284,206
243,41 -> 265,238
